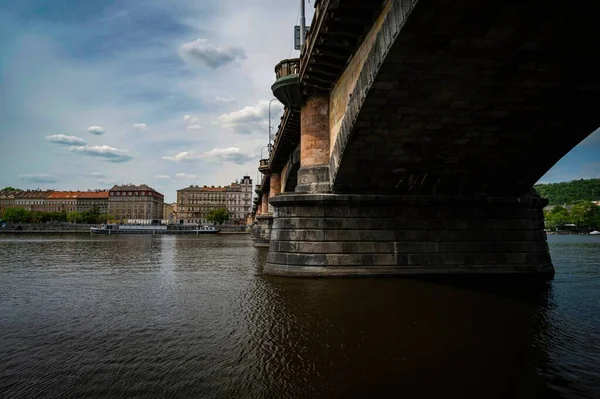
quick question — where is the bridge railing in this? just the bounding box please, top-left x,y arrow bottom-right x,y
274,58 -> 300,79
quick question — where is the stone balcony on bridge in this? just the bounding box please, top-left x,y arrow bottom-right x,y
271,58 -> 301,108
258,159 -> 270,174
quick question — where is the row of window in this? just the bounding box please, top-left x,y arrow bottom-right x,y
110,191 -> 162,198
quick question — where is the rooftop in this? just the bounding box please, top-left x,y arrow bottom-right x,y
78,191 -> 110,199
48,191 -> 83,199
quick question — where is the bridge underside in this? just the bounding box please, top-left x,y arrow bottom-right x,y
331,0 -> 599,196
262,0 -> 599,278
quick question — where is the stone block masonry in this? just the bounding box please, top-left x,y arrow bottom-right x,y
253,214 -> 274,247
264,193 -> 553,278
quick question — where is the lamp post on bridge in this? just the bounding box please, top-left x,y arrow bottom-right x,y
268,98 -> 279,155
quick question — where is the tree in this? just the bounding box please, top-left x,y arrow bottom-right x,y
2,208 -> 30,223
570,202 -> 600,230
1,187 -> 20,192
534,178 -> 600,205
544,206 -> 571,231
206,208 -> 230,225
67,211 -> 82,224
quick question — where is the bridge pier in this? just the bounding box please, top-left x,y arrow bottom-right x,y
264,193 -> 554,278
296,94 -> 331,194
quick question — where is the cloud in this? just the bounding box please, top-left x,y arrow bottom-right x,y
175,172 -> 198,180
201,147 -> 255,165
85,172 -> 105,178
154,174 -> 172,180
45,134 -> 87,145
87,126 -> 105,135
68,145 -> 134,163
19,174 -> 58,183
183,114 -> 202,130
133,123 -> 147,131
216,100 -> 280,135
162,151 -> 201,162
97,178 -> 115,185
179,38 -> 246,68
216,96 -> 236,104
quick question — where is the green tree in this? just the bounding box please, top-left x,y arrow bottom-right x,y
206,208 -> 230,225
2,208 -> 30,223
67,211 -> 82,224
544,206 -> 571,231
1,187 -> 20,192
570,202 -> 600,230
534,178 -> 600,205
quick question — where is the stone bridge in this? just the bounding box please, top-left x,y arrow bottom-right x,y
251,0 -> 599,277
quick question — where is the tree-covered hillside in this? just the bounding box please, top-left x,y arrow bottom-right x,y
534,179 -> 600,205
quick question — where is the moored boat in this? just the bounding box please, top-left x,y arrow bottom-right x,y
90,224 -> 219,235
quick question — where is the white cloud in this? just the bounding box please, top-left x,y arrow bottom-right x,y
154,174 -> 172,180
85,172 -> 105,178
133,123 -> 147,131
97,178 -> 115,185
175,172 -> 198,180
183,114 -> 202,130
68,145 -> 134,163
45,134 -> 87,145
179,38 -> 246,68
216,100 -> 280,135
18,173 -> 58,183
87,126 -> 105,135
201,147 -> 255,165
216,96 -> 236,104
162,151 -> 201,162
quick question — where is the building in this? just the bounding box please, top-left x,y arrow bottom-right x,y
46,191 -> 82,213
177,185 -> 226,225
0,189 -> 21,215
77,191 -> 109,214
226,176 -> 253,224
13,190 -> 53,212
108,184 -> 164,221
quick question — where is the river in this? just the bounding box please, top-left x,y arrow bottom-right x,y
0,234 -> 598,398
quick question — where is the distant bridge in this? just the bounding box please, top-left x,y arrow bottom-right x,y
251,0 -> 599,277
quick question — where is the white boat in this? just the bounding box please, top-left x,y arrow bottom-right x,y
91,224 -> 219,235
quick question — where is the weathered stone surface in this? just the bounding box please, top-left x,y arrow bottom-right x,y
252,214 -> 273,247
263,193 -> 553,278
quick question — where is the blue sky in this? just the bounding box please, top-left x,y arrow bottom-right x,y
0,1 -> 597,202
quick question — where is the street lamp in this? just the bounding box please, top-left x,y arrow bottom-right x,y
268,98 -> 279,149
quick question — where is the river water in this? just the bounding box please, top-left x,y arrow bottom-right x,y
0,234 -> 598,398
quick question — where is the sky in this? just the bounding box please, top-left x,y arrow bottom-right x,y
0,1 -> 597,203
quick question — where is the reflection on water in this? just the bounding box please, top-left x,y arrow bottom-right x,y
0,234 -> 598,398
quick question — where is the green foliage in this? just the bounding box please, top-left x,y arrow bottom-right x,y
206,208 -> 230,225
544,206 -> 571,230
534,178 -> 600,205
67,211 -> 81,223
570,202 -> 600,230
2,208 -> 30,223
2,207 -> 109,224
1,187 -> 20,192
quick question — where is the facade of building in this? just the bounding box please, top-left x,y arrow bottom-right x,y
46,191 -> 82,213
0,190 -> 21,215
108,184 -> 164,220
226,176 -> 253,224
13,190 -> 54,211
177,185 -> 226,225
77,191 -> 109,214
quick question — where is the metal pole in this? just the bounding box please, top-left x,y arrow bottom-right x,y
300,0 -> 306,48
268,98 -> 278,147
